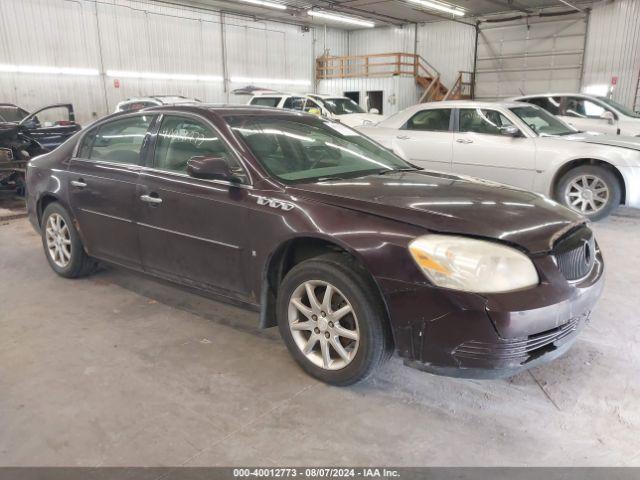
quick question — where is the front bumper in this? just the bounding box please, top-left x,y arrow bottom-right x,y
380,250 -> 604,379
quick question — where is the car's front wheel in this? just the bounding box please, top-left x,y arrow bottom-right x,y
556,165 -> 621,221
277,253 -> 391,386
41,202 -> 97,278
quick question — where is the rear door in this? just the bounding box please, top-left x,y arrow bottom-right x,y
452,107 -> 536,190
392,108 -> 453,173
68,113 -> 155,268
20,104 -> 81,150
136,113 -> 252,296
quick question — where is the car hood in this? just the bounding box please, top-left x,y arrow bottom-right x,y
335,113 -> 382,127
562,132 -> 640,151
289,170 -> 584,254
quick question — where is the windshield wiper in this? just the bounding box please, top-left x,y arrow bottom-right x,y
377,167 -> 420,175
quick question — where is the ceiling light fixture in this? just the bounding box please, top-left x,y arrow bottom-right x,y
407,0 -> 465,17
238,0 -> 286,10
0,64 -> 99,76
307,10 -> 375,28
106,70 -> 223,82
230,76 -> 311,86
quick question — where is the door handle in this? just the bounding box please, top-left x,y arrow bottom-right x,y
140,194 -> 162,205
70,179 -> 87,188
396,135 -> 411,140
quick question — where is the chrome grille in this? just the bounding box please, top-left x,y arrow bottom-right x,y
553,226 -> 596,281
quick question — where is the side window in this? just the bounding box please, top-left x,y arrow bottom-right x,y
459,109 -> 515,135
153,115 -> 243,177
88,115 -> 153,164
404,109 -> 451,131
282,97 -> 305,110
304,99 -> 322,114
525,96 -> 561,115
250,97 -> 282,108
563,97 -> 607,118
77,128 -> 97,159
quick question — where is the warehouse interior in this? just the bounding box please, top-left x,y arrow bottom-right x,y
1,0 -> 640,472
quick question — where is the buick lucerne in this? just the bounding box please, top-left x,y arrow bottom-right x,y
26,106 -> 604,385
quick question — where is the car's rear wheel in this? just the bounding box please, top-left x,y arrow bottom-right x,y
277,253 -> 391,386
556,165 -> 621,221
41,203 -> 97,278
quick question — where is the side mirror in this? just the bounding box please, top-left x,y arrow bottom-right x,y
500,125 -> 521,137
369,108 -> 379,114
601,110 -> 615,125
186,155 -> 234,181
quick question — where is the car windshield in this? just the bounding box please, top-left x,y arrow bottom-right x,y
321,98 -> 366,115
510,105 -> 577,136
226,115 -> 413,183
0,106 -> 28,122
596,96 -> 640,118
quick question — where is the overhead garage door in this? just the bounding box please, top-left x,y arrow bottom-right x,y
474,13 -> 588,100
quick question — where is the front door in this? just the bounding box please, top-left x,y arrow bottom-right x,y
392,107 -> 453,173
68,113 -> 154,267
452,108 -> 536,190
558,96 -> 619,135
21,104 -> 82,151
136,113 -> 251,297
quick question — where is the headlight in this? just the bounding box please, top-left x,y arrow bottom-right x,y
408,234 -> 539,293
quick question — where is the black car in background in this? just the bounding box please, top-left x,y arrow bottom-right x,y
1,103 -> 81,194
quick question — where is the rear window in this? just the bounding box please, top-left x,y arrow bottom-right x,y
250,97 -> 282,108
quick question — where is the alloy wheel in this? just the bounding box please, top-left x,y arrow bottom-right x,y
45,213 -> 72,268
564,174 -> 610,215
288,280 -> 359,370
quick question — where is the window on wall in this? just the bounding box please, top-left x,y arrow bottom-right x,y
459,109 -> 515,135
153,115 -> 242,176
87,115 -> 153,164
404,109 -> 451,131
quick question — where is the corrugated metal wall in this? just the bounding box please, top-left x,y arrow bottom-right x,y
0,0 -> 325,123
582,0 -> 640,109
319,20 -> 476,111
475,14 -> 587,100
345,21 -> 476,88
319,76 -> 420,115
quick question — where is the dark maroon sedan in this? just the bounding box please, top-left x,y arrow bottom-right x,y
25,105 -> 604,385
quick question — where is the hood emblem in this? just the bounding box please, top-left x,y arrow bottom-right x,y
256,195 -> 295,211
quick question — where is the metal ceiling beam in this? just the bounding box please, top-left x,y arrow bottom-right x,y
480,0 -> 532,14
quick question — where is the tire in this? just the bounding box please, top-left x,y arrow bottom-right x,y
277,253 -> 391,386
41,202 -> 97,278
555,165 -> 621,221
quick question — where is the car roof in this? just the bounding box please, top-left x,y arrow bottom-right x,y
142,104 -> 310,117
400,100 -> 526,112
510,93 -> 599,99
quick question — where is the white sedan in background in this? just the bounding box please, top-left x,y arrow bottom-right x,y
510,93 -> 640,137
359,100 -> 640,220
248,92 -> 382,127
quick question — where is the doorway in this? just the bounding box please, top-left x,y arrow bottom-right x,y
344,91 -> 360,105
366,91 -> 383,114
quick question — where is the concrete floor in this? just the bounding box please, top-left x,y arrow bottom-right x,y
1,210 -> 639,467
